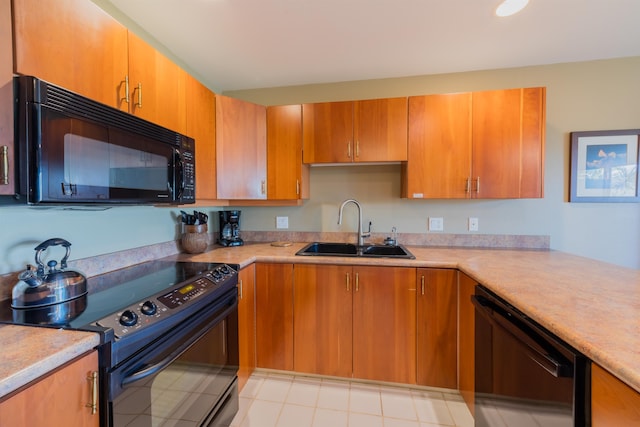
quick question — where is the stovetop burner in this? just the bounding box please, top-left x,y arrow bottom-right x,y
1,260 -> 236,330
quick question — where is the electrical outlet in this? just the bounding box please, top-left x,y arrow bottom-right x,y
428,217 -> 444,232
468,217 -> 479,231
276,216 -> 289,229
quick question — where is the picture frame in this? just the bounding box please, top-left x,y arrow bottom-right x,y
570,129 -> 640,202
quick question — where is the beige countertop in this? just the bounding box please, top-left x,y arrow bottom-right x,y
186,242 -> 640,394
2,242 -> 638,400
0,324 -> 101,399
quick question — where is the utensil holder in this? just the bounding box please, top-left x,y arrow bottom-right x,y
181,224 -> 208,254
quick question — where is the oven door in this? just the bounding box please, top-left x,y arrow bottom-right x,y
472,286 -> 589,427
108,290 -> 239,427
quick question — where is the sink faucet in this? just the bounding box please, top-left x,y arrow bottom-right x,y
338,199 -> 370,246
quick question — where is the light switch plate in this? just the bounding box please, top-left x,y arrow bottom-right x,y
468,217 -> 479,231
276,216 -> 289,229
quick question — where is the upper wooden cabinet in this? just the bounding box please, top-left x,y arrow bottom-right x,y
126,31 -> 186,134
266,105 -> 309,200
13,0 -> 129,109
0,0 -> 14,195
403,87 -> 545,199
216,95 -> 267,199
302,98 -> 408,163
185,75 -> 217,202
404,92 -> 472,199
13,0 -> 187,133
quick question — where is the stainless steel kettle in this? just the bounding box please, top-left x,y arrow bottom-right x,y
12,238 -> 87,309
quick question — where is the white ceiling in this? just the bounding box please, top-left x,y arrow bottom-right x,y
101,0 -> 640,92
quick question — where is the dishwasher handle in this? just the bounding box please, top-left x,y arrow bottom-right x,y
472,294 -> 574,378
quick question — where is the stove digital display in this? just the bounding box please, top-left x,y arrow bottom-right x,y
179,284 -> 195,294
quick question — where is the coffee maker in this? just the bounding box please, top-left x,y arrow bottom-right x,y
218,210 -> 243,247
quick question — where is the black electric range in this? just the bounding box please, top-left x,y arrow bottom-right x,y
1,260 -> 238,360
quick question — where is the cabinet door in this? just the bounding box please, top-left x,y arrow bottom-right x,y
592,364 -> 640,426
354,97 -> 408,162
353,266 -> 416,384
404,93 -> 472,198
13,0 -> 129,109
255,263 -> 293,370
0,351 -> 99,426
185,76 -> 217,201
302,101 -> 353,163
293,264 -> 352,377
216,95 -> 267,199
416,268 -> 458,389
267,105 -> 309,200
471,87 -> 545,198
237,264 -> 255,391
127,31 -> 187,133
0,0 -> 13,195
458,272 -> 476,414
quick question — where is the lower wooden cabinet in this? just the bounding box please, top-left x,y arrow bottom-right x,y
0,351 -> 99,426
592,363 -> 640,426
237,264 -> 256,391
293,264 -> 353,377
293,264 -> 416,384
458,272 -> 477,415
416,268 -> 458,389
255,263 -> 294,370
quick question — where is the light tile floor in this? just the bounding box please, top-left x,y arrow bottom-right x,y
231,371 -> 474,427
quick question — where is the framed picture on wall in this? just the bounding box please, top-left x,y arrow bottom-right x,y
570,129 -> 640,202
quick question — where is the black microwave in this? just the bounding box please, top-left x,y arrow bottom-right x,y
13,76 -> 195,205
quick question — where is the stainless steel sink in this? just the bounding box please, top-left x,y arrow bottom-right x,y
296,242 -> 415,259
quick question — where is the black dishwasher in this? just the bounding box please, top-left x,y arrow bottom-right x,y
472,286 -> 591,427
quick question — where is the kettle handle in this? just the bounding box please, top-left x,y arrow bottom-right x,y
34,238 -> 72,270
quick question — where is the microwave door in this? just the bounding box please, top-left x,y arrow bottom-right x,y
40,113 -> 111,202
108,128 -> 174,202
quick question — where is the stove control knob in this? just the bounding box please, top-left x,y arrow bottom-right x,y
119,309 -> 138,327
220,265 -> 230,274
141,301 -> 157,316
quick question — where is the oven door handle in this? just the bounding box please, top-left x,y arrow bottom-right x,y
121,337 -> 194,387
471,294 -> 573,378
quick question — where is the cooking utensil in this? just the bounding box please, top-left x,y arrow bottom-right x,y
11,238 -> 87,324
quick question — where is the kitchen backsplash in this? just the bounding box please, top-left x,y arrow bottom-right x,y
0,231 -> 548,301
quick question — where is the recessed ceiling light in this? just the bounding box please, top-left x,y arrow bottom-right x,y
495,0 -> 529,17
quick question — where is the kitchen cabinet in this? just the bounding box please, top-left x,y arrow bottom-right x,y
293,264 -> 416,384
352,265 -> 416,384
237,264 -> 255,391
255,263 -> 293,370
0,0 -> 13,195
12,0 -> 129,109
458,272 -> 477,414
126,31 -> 187,134
403,87 -> 545,199
403,92 -> 472,198
266,104 -> 309,201
293,264 -> 353,377
416,268 -> 458,389
13,0 -> 188,133
302,98 -> 408,163
185,75 -> 217,202
216,95 -> 267,199
0,351 -> 99,426
592,363 -> 640,426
